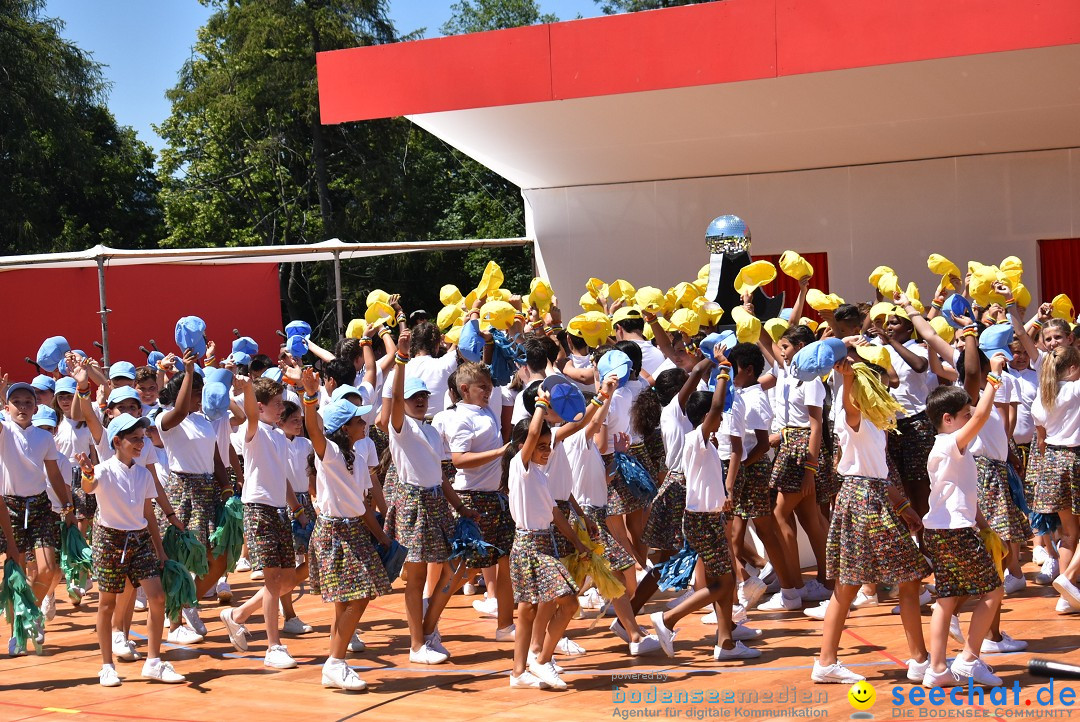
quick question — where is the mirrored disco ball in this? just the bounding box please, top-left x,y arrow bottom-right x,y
705,215 -> 750,253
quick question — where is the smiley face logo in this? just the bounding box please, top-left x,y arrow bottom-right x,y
848,680 -> 876,711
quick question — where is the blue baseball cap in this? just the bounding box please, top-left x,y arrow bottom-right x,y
54,377 -> 77,395
942,294 -> 974,329
262,367 -> 283,383
403,377 -> 430,399
57,350 -> 84,377
174,316 -> 208,357
700,331 -> 736,362
146,351 -> 165,368
227,351 -> 252,366
541,376 -> 585,423
285,320 -> 311,339
779,308 -> 794,322
35,336 -> 71,373
32,405 -> 57,429
109,361 -> 137,380
791,338 -> 848,382
106,413 -> 150,447
202,381 -> 230,421
204,367 -> 233,387
331,384 -> 366,403
285,335 -> 308,358
232,336 -> 258,356
107,386 -> 141,406
979,323 -> 1014,361
320,398 -> 373,435
31,375 -> 56,392
457,319 -> 484,363
597,349 -> 632,388
5,383 -> 37,402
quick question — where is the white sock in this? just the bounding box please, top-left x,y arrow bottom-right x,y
102,663 -> 115,671
146,657 -> 160,667
325,656 -> 343,666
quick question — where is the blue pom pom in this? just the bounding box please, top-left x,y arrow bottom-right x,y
614,452 -> 658,502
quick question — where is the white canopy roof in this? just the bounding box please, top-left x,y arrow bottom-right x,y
0,238 -> 531,270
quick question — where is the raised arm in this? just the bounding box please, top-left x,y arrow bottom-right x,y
995,281 -> 1039,363
680,357 -> 712,411
159,349 -> 197,432
700,360 -> 730,438
836,358 -> 861,433
300,368 -> 327,459
956,354 -> 1006,452
240,375 -> 259,443
896,292 -> 954,365
389,327 -> 411,434
789,276 -> 811,329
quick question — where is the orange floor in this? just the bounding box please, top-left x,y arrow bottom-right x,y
0,560 -> 1078,722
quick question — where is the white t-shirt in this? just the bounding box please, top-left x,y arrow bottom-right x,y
381,353 -> 459,415
158,413 -> 218,474
241,421 -> 290,507
448,403 -> 504,492
660,396 -> 692,474
353,436 -> 379,472
508,452 -> 554,531
634,339 -> 666,377
0,419 -> 59,497
285,434 -> 313,494
1039,380 -> 1080,447
733,386 -> 772,461
1006,366 -> 1037,445
95,432 -> 160,468
773,369 -> 826,429
885,340 -> 931,418
55,417 -> 92,470
924,432 -> 979,529
835,415 -> 889,479
566,430 -> 607,508
90,456 -> 157,531
568,353 -> 595,392
970,404 -> 1009,462
545,436 -> 574,502
603,386 -> 633,449
389,416 -> 445,489
681,428 -> 728,513
355,365 -> 384,423
441,387 -> 509,436
315,440 -> 371,518
511,377 -> 544,425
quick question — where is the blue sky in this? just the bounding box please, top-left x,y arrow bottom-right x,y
42,0 -> 604,156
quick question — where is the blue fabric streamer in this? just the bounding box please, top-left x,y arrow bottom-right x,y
656,542 -> 698,592
614,451 -> 658,502
1005,463 -> 1030,515
490,330 -> 525,387
706,368 -> 735,412
1031,511 -> 1060,535
378,539 -> 408,582
292,517 -> 315,548
448,517 -> 503,564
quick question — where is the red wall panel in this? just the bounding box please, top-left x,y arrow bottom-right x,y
0,264 -> 282,384
755,251 -> 830,321
1038,239 -> 1080,315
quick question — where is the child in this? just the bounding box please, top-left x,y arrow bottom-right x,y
51,377 -> 96,602
79,414 -> 185,687
649,360 -> 762,662
300,370 -> 392,691
279,400 -> 315,635
218,375 -> 306,669
506,400 -> 590,689
922,355 -> 1008,687
640,368 -> 692,559
811,356 -> 929,684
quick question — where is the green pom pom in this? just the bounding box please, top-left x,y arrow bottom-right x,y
59,523 -> 93,591
161,559 -> 198,623
1,560 -> 44,655
209,496 -> 245,573
163,527 -> 209,578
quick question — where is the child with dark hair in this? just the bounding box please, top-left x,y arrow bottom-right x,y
640,367 -> 691,556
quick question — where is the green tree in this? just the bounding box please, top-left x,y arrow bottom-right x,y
440,0 -> 558,35
597,0 -> 717,14
0,0 -> 163,254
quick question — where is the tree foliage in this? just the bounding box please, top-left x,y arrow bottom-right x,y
440,0 -> 558,35
597,0 -> 717,14
0,0 -> 162,254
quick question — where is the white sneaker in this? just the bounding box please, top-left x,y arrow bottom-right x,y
650,611 -> 676,657
219,608 -> 248,651
510,670 -> 548,688
805,600 -> 830,620
630,634 -> 661,656
112,631 -> 141,662
235,557 -> 252,572
282,616 -> 313,635
34,620 -> 44,647
701,610 -> 717,624
758,562 -> 776,585
216,581 -> 233,604
1033,545 -> 1049,565
425,630 -> 451,657
528,658 -> 567,690
981,632 -> 1028,653
42,593 -> 55,621
322,660 -> 366,690
67,584 -> 84,607
557,636 -> 586,655
1053,574 -> 1080,609
409,642 -> 448,665
250,568 -> 265,581
850,592 -> 878,609
472,596 -> 499,618
7,638 -> 26,657
463,582 -> 479,596
811,659 -> 864,683
527,649 -> 564,674
1036,558 -> 1059,585
348,633 -> 366,653
580,588 -> 605,610
800,579 -> 832,602
134,587 -> 147,611
99,665 -> 122,687
495,624 -> 516,642
1056,597 -> 1079,614
181,606 -> 207,637
949,615 -> 964,644
714,641 -> 761,660
264,644 -> 297,669
759,590 -> 802,611
665,588 -> 694,610
906,657 -> 930,682
738,576 -> 767,609
732,604 -> 747,623
732,622 -> 762,641
142,659 -> 185,683
167,625 -> 203,645
1004,570 -> 1027,595
923,666 -> 961,687
951,656 -> 1001,685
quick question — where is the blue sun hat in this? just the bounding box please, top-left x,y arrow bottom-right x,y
979,323 -> 1014,361
32,405 -> 57,429
791,338 -> 848,382
321,398 -> 373,435
597,349 -> 632,389
36,336 -> 70,372
232,336 -> 258,356
202,382 -> 230,421
174,316 -> 208,357
942,294 -> 974,329
541,376 -> 585,423
285,334 -> 308,359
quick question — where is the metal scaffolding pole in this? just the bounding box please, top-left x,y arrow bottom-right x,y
96,256 -> 111,367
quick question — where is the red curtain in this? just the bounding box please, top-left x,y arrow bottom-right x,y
754,252 -> 831,320
1038,238 -> 1080,307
